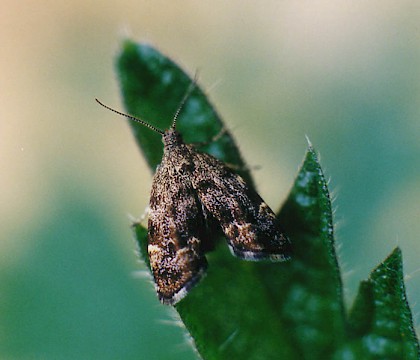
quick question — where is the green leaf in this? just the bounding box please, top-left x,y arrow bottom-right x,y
269,145 -> 346,359
113,39 -> 419,360
338,248 -> 420,359
116,39 -> 252,186
369,248 -> 420,359
347,280 -> 375,338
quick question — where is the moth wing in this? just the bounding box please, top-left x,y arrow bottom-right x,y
191,150 -> 291,261
148,159 -> 208,305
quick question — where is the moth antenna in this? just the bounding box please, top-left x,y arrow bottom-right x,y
95,98 -> 164,135
171,72 -> 199,130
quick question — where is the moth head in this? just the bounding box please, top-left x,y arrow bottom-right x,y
162,128 -> 183,147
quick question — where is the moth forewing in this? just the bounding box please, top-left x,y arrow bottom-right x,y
147,134 -> 208,304
190,149 -> 291,262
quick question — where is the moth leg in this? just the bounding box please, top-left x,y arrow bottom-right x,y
210,126 -> 228,143
130,205 -> 150,228
222,162 -> 261,173
191,127 -> 229,148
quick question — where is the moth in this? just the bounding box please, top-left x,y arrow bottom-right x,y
96,84 -> 291,305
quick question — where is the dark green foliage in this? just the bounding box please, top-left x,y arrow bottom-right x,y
338,249 -> 420,359
117,39 -> 419,360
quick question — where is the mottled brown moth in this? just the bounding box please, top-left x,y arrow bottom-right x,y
96,86 -> 291,305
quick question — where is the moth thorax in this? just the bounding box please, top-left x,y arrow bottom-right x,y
163,128 -> 183,148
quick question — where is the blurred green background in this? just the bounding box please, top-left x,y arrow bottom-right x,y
1,1 -> 419,359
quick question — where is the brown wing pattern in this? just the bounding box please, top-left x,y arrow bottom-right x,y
191,149 -> 291,261
148,149 -> 208,305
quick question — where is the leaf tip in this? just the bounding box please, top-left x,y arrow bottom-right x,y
374,246 -> 403,274
304,134 -> 313,149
